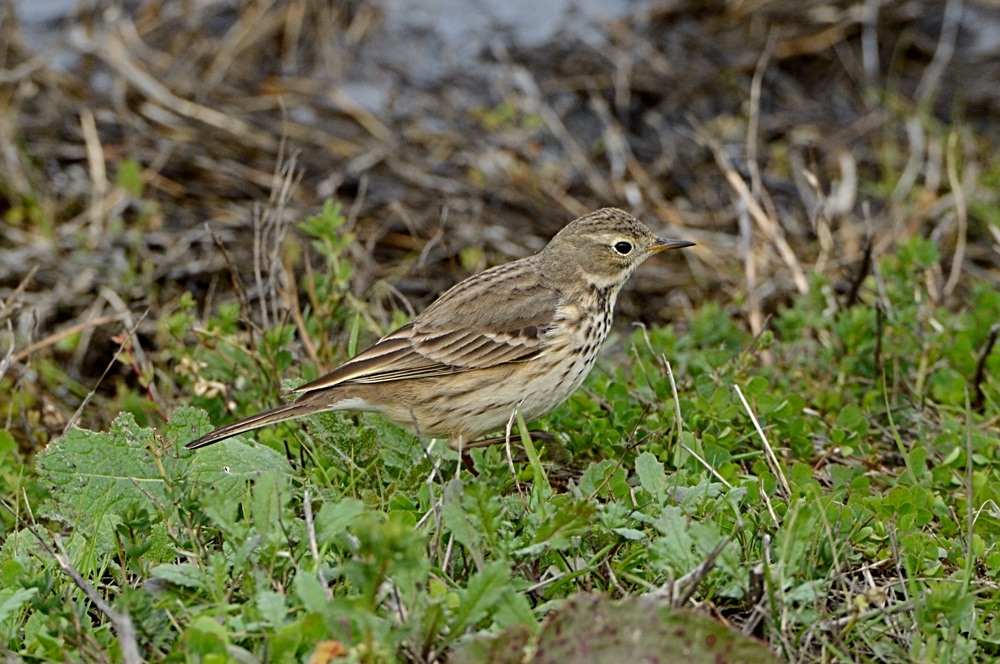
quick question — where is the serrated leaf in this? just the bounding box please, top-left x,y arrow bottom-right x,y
168,406 -> 214,445
186,439 -> 293,499
36,414 -> 171,529
443,479 -> 505,568
647,506 -> 704,575
577,459 -> 618,498
518,500 -> 595,556
636,452 -> 666,503
450,561 -> 509,636
36,411 -> 292,547
442,479 -> 481,552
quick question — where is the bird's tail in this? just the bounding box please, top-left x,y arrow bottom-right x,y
184,399 -> 325,450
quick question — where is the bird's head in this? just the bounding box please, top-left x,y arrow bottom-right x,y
544,208 -> 694,289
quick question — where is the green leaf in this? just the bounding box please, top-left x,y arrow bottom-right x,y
578,460 -> 617,497
443,479 -> 483,556
0,587 -> 37,624
443,480 -> 504,567
612,528 -> 646,541
649,507 -> 696,571
450,561 -> 510,636
250,470 -> 290,539
185,615 -> 230,656
150,563 -> 204,589
186,439 -> 293,499
314,498 -> 366,545
36,414 -> 169,531
293,571 -> 330,614
494,588 -> 536,630
35,410 -> 292,557
518,412 -> 549,496
115,157 -> 144,196
519,500 -> 595,555
636,452 -> 666,503
256,590 -> 287,627
0,429 -> 16,457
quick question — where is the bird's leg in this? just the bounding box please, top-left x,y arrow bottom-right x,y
451,434 -> 479,478
453,434 -> 463,480
463,431 -> 556,448
460,454 -> 479,477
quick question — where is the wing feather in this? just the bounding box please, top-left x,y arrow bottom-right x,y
294,261 -> 562,396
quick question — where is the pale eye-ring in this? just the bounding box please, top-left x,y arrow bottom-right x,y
613,241 -> 633,255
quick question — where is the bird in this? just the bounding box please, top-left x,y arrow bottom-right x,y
184,207 -> 694,452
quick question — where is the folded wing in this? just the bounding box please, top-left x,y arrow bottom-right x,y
294,269 -> 560,395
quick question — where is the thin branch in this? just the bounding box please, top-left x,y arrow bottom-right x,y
0,499 -> 141,664
735,383 -> 791,498
943,130 -> 967,297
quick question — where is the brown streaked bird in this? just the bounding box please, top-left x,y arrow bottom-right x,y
184,208 -> 694,452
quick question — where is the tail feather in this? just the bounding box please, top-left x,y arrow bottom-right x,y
184,400 -> 326,450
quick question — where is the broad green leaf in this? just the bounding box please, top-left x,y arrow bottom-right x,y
256,590 -> 287,627
0,587 -> 37,624
293,571 -> 330,614
250,469 -> 290,540
314,498 -> 366,545
577,460 -> 617,497
636,451 -> 666,503
36,411 -> 292,545
150,563 -> 204,589
37,414 -> 170,529
186,439 -> 293,497
185,615 -> 230,656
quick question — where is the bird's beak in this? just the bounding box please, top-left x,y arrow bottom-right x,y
651,237 -> 696,253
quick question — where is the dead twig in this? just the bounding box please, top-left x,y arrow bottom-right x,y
972,324 -> 999,411
0,499 -> 142,664
915,0 -> 964,107
12,313 -> 128,365
735,383 -> 791,499
701,132 -> 810,295
67,23 -> 274,149
65,310 -> 149,434
943,131 -> 967,297
0,265 -> 37,325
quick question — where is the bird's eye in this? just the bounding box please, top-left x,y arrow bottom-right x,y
613,241 -> 633,255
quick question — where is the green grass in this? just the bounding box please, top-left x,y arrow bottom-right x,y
2,203 -> 999,662
4,2 -> 1000,659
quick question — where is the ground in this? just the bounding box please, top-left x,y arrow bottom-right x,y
1,1 -> 999,662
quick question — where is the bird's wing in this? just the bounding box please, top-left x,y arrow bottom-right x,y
293,265 -> 561,394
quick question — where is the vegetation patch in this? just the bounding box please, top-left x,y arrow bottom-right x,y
1,1 -> 999,661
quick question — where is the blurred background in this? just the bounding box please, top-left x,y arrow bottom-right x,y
1,0 -> 998,443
